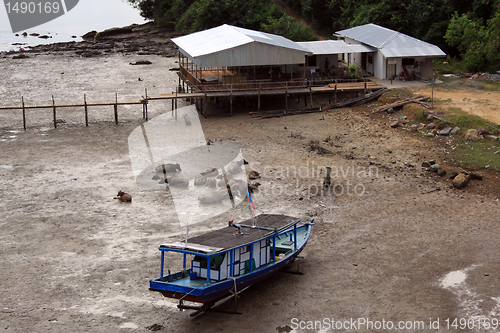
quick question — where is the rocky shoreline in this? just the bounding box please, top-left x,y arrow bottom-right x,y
2,22 -> 180,58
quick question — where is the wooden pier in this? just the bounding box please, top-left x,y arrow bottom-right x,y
0,80 -> 386,130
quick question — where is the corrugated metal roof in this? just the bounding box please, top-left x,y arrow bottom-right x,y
335,23 -> 446,58
172,24 -> 312,67
297,40 -> 375,55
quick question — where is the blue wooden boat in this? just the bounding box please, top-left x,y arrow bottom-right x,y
149,214 -> 313,310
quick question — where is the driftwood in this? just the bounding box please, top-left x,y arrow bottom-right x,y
250,88 -> 389,119
372,95 -> 430,114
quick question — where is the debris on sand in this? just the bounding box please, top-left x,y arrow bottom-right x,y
309,140 -> 334,155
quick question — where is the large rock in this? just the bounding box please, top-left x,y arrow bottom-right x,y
426,123 -> 436,130
452,173 -> 470,188
484,134 -> 499,141
438,127 -> 453,136
465,129 -> 481,141
390,121 -> 399,128
410,124 -> 418,132
430,164 -> 441,172
451,126 -> 461,135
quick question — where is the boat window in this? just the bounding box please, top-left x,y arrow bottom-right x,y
209,253 -> 225,270
194,255 -> 207,268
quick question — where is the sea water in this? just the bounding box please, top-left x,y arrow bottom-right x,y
0,0 -> 147,51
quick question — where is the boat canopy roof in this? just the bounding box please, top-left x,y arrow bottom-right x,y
160,214 -> 299,254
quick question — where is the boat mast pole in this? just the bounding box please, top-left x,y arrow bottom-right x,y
249,203 -> 255,228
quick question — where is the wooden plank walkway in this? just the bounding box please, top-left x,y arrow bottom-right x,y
0,80 -> 388,129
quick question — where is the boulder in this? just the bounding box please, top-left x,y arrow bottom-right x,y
430,164 -> 441,172
410,124 -> 418,132
167,176 -> 189,187
438,127 -> 453,136
469,173 -> 484,180
465,129 -> 481,141
194,175 -> 207,186
422,161 -> 432,168
390,121 -> 399,128
452,173 -> 470,188
484,134 -> 499,141
198,192 -> 222,204
451,127 -> 461,135
426,123 -> 436,130
437,168 -> 447,176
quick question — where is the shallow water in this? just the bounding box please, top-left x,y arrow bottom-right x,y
0,0 -> 147,51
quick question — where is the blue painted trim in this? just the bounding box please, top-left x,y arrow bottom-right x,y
160,251 -> 164,277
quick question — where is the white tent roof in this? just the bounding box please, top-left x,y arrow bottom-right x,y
335,23 -> 446,58
172,24 -> 312,68
297,40 -> 375,55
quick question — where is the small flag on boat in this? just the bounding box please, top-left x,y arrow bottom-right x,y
247,190 -> 256,210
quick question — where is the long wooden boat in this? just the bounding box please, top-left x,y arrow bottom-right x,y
149,214 -> 313,309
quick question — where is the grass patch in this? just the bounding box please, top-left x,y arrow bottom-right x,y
402,104 -> 428,122
455,140 -> 500,170
445,108 -> 500,132
479,80 -> 500,91
435,57 -> 467,74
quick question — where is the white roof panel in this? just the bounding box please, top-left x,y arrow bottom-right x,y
335,23 -> 446,58
172,24 -> 312,67
297,40 -> 375,55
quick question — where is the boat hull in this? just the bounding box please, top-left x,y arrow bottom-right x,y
150,246 -> 305,304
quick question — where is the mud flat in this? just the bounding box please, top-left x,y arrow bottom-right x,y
1,25 -> 500,333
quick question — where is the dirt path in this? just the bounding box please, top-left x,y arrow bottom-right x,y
1,49 -> 500,333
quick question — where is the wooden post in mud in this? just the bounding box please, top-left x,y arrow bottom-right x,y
171,94 -> 174,116
144,88 -> 148,121
52,95 -> 56,129
285,82 -> 288,110
258,83 -> 261,112
114,93 -> 118,124
230,84 -> 233,116
334,80 -> 337,103
22,96 -> 26,130
175,88 -> 178,121
84,94 -> 88,126
309,80 -> 313,106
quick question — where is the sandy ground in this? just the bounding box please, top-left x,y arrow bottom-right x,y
1,51 -> 500,333
420,87 -> 500,125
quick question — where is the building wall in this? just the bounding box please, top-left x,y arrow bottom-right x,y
374,50 -> 385,79
419,58 -> 434,80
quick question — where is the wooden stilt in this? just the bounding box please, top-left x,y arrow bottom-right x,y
335,82 -> 337,103
52,95 -> 56,128
175,89 -> 178,121
144,88 -> 148,121
258,83 -> 261,112
230,84 -> 233,116
84,94 -> 88,126
22,96 -> 26,130
204,96 -> 208,118
309,81 -> 313,106
114,93 -> 118,124
285,82 -> 288,110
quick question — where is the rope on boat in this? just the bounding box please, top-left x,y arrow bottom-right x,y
178,285 -> 203,301
229,276 -> 239,310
